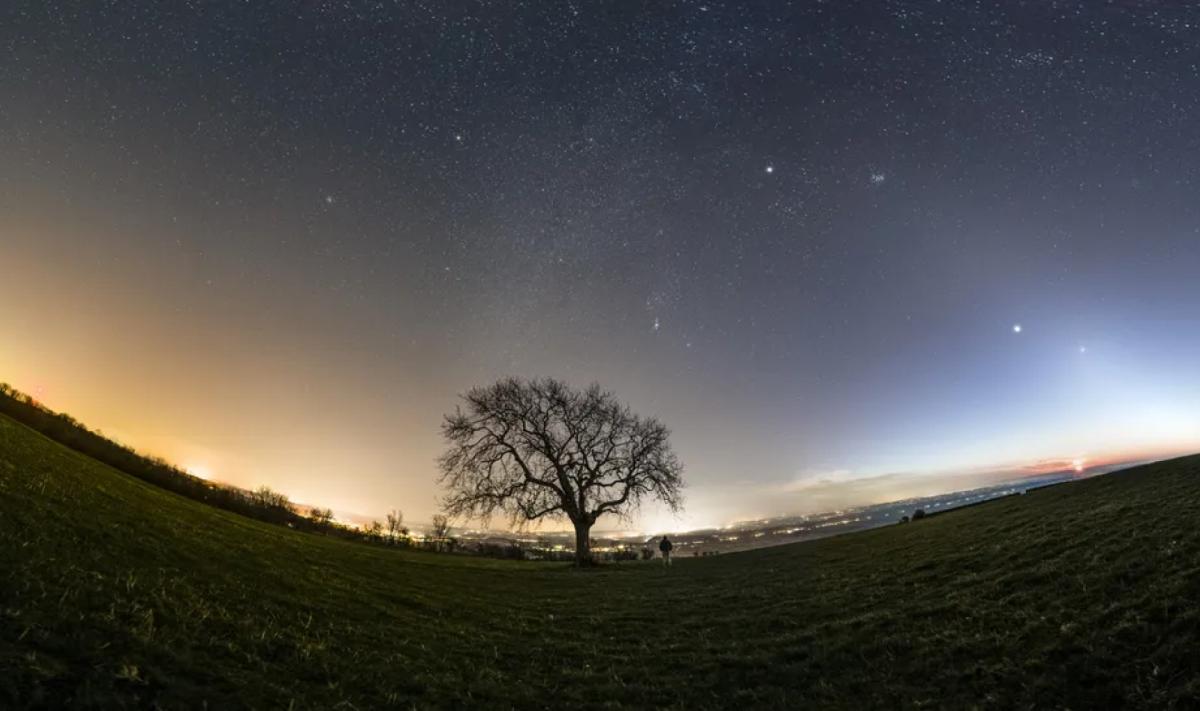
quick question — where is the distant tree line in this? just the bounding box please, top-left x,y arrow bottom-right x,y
0,384 -> 421,548
0,384 -> 309,527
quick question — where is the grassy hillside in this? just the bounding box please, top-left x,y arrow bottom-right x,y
3,413 -> 1199,709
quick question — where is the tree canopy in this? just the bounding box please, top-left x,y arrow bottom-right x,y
438,377 -> 683,564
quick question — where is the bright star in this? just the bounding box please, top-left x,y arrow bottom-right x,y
765,165 -> 774,174
1012,324 -> 1022,333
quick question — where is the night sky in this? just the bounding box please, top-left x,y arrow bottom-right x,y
3,2 -> 1199,531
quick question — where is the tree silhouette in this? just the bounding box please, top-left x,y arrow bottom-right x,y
252,486 -> 292,512
438,377 -> 684,565
308,507 -> 334,526
429,513 -> 451,551
385,509 -> 404,544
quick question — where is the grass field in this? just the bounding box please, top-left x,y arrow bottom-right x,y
3,412 -> 1200,709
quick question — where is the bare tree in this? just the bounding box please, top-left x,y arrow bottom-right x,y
308,507 -> 334,526
429,513 -> 451,551
438,377 -> 684,565
251,485 -> 292,511
385,509 -> 404,544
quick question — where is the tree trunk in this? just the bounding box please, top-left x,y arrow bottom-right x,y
573,519 -> 593,566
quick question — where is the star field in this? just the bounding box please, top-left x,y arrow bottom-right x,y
2,1 -> 1199,528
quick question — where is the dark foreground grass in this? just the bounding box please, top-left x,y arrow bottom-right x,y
3,414 -> 1200,709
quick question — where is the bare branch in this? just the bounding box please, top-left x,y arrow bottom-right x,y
436,378 -> 685,563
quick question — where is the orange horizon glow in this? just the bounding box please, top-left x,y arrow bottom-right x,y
4,217 -> 1200,533
3,373 -> 1193,534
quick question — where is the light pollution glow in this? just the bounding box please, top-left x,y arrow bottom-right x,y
2,221 -> 1197,532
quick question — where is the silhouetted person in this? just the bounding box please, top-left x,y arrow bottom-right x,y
659,535 -> 673,566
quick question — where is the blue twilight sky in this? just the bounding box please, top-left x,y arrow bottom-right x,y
1,1 -> 1199,530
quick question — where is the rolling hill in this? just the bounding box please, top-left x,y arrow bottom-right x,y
2,411 -> 1199,709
